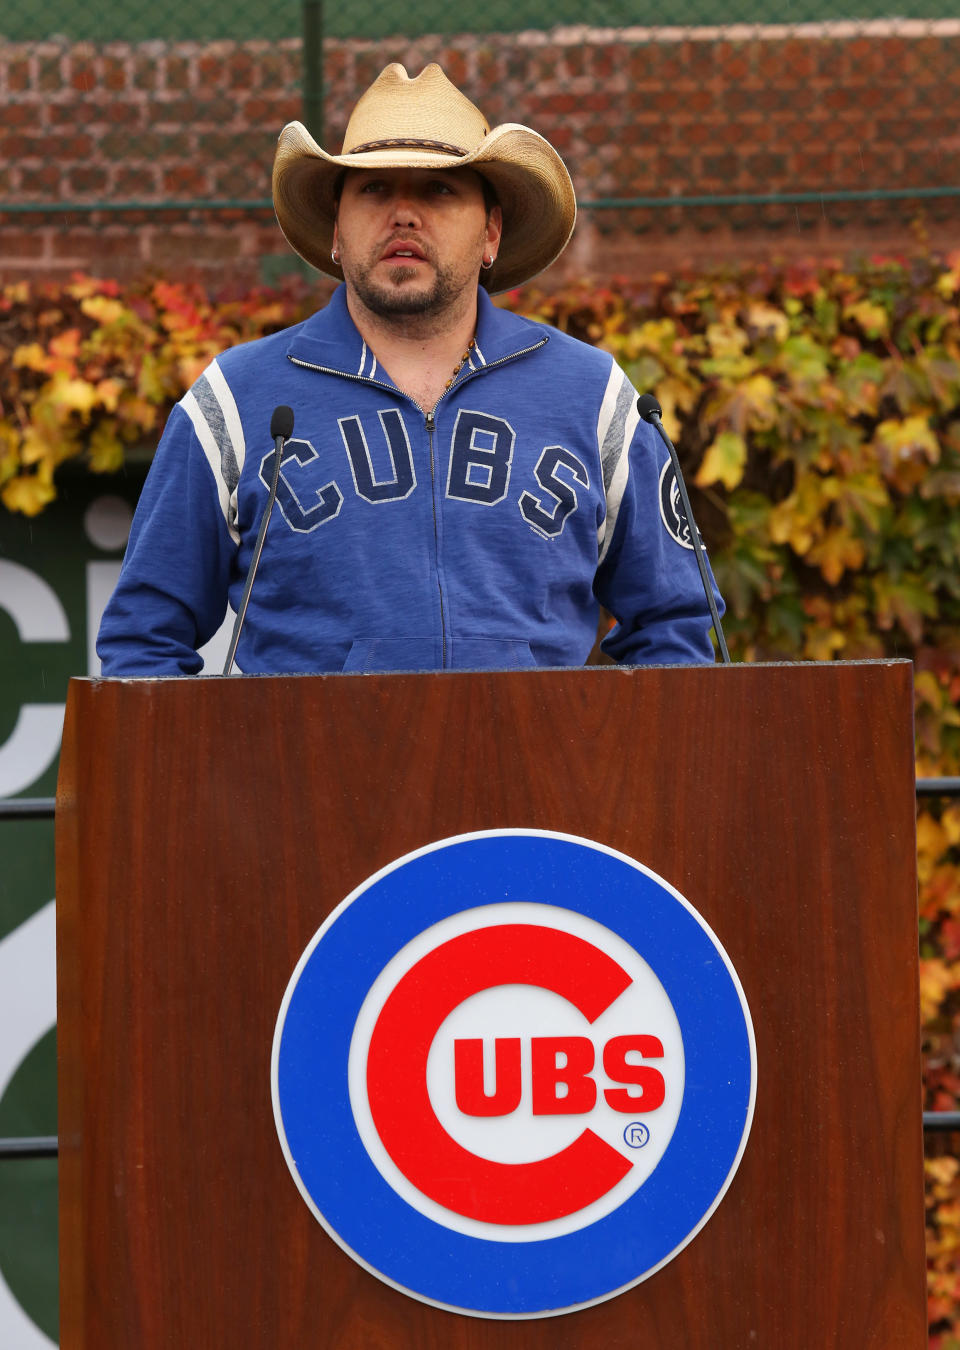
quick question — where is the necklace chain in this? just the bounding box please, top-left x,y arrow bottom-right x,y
444,338 -> 476,391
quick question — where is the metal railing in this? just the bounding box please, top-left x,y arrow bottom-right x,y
2,7 -> 960,238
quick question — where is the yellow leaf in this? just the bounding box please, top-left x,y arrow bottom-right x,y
657,373 -> 699,416
137,353 -> 168,402
914,670 -> 946,711
770,507 -> 814,553
118,393 -> 158,432
743,373 -> 778,422
806,526 -> 865,585
95,378 -> 124,412
80,295 -> 127,325
926,1157 -> 959,1187
917,813 -> 948,872
0,422 -> 19,467
935,266 -> 960,300
67,277 -> 102,300
706,321 -> 748,360
48,328 -> 82,362
844,299 -> 889,339
720,372 -> 780,432
625,318 -> 678,359
695,431 -> 747,491
47,372 -> 98,417
178,355 -> 211,388
919,958 -> 954,1023
653,388 -> 683,444
874,415 -> 940,465
803,627 -> 846,661
1,474 -> 57,515
19,427 -> 54,467
745,301 -> 790,343
13,342 -> 49,372
768,473 -> 828,553
20,418 -> 81,469
88,424 -> 125,474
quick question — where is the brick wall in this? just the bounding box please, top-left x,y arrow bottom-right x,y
2,24 -> 959,285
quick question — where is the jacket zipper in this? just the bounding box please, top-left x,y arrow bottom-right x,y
424,339 -> 548,665
288,337 -> 548,669
423,408 -> 446,666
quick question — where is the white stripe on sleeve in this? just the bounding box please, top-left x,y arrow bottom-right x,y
597,363 -> 640,565
181,388 -> 240,545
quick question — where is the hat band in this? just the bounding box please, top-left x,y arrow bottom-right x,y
347,136 -> 469,157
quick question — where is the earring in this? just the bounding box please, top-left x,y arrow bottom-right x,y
331,247 -> 340,264
481,255 -> 494,270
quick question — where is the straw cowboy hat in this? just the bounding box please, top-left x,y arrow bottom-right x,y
272,63 -> 577,294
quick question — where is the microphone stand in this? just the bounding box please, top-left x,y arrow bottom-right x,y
636,395 -> 731,665
222,407 -> 294,676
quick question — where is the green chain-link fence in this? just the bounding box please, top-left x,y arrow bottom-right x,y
2,0 -> 959,277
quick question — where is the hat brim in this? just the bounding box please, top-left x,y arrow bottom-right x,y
272,121 -> 576,295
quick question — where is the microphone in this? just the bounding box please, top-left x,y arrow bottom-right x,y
269,404 -> 296,442
636,394 -> 731,665
221,405 -> 295,676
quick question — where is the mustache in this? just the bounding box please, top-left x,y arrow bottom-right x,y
379,233 -> 435,263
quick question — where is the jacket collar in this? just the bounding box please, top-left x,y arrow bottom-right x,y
285,284 -> 547,380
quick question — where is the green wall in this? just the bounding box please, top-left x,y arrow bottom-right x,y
0,469 -> 146,1347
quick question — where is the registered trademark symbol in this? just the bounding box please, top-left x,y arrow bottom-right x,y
623,1121 -> 650,1149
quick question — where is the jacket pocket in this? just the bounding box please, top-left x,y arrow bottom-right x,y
448,638 -> 537,671
340,637 -> 538,672
341,637 -> 443,673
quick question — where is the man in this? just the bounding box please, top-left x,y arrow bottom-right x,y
97,63 -> 722,675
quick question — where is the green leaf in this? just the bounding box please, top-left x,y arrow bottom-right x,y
695,431 -> 747,491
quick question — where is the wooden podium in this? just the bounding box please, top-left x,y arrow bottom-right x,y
56,661 -> 927,1348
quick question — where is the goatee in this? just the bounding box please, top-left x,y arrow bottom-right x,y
348,263 -> 465,318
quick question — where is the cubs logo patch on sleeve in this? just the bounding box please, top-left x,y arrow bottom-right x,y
658,459 -> 700,549
272,830 -> 756,1319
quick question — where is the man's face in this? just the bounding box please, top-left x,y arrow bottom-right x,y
332,167 -> 502,320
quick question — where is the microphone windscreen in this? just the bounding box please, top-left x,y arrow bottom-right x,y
636,394 -> 663,422
270,405 -> 295,440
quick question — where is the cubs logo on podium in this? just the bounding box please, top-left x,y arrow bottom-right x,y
272,831 -> 756,1318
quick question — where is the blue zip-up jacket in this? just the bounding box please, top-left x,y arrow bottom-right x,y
97,286 -> 722,675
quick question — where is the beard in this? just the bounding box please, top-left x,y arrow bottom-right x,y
347,260 -> 464,317
338,225 -> 489,321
